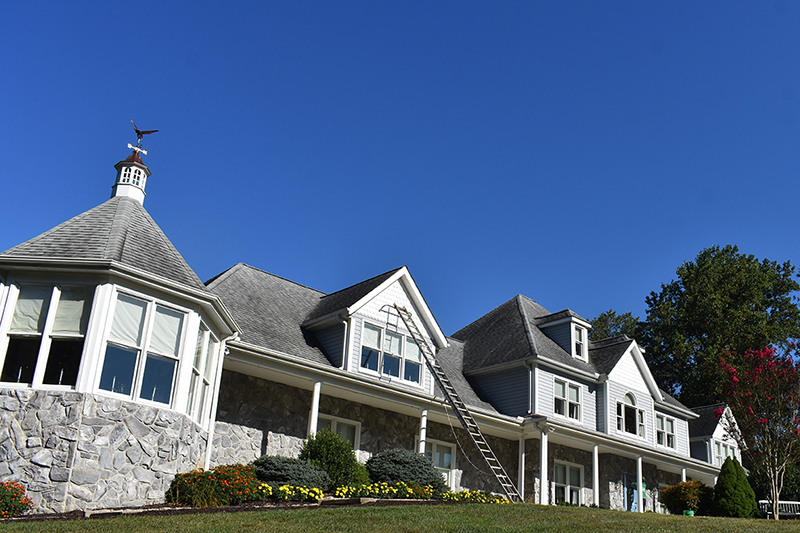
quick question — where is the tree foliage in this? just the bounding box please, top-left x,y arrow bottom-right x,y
719,346 -> 800,520
659,480 -> 713,515
589,309 -> 639,341
638,245 -> 800,406
713,457 -> 758,518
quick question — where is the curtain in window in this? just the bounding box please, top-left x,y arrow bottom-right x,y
52,288 -> 92,335
110,294 -> 146,346
10,286 -> 51,333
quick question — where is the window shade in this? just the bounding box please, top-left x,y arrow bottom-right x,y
384,331 -> 402,355
10,286 -> 52,333
52,288 -> 93,335
150,306 -> 183,356
110,294 -> 147,346
363,324 -> 381,349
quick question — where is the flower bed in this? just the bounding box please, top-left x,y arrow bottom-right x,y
335,482 -> 507,503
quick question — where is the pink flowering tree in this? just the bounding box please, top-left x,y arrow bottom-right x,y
718,346 -> 800,520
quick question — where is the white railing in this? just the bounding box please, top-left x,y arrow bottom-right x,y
758,500 -> 800,519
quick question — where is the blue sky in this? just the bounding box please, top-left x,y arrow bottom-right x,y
2,2 -> 799,335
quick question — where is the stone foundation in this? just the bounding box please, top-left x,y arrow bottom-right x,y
0,388 -> 207,513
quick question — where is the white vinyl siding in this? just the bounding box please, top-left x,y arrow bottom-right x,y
537,368 -> 595,428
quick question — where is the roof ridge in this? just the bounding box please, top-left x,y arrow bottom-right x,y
209,262 -> 327,295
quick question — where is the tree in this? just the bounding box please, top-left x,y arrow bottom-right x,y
719,346 -> 800,520
589,309 -> 639,341
713,457 -> 758,518
638,245 -> 800,406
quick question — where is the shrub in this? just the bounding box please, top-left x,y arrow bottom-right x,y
0,481 -> 33,518
165,464 -> 261,507
714,457 -> 759,518
365,448 -> 447,494
251,455 -> 331,492
660,480 -> 713,515
299,429 -> 362,489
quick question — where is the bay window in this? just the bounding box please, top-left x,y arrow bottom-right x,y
0,285 -> 92,387
187,323 -> 218,423
360,322 -> 422,384
98,292 -> 185,405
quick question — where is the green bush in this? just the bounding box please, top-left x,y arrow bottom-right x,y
165,464 -> 261,507
365,448 -> 447,494
0,481 -> 33,518
660,480 -> 713,515
251,455 -> 332,492
299,429 -> 362,489
714,457 -> 759,518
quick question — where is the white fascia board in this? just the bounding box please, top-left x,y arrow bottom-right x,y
346,266 -> 448,349
625,341 -> 662,399
0,257 -> 239,336
538,316 -> 593,330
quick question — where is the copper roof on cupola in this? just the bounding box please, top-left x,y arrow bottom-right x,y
121,149 -> 148,167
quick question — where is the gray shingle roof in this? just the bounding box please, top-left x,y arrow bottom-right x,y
589,335 -> 634,375
689,403 -> 726,437
451,294 -> 594,374
434,338 -> 499,413
304,268 -> 402,323
206,263 -> 332,366
0,196 -> 205,290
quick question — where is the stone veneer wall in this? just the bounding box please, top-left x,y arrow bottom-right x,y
598,453 -> 678,512
0,388 -> 207,513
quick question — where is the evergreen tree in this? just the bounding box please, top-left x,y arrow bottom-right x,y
713,457 -> 759,518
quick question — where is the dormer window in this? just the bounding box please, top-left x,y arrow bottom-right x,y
574,326 -> 585,359
360,322 -> 422,384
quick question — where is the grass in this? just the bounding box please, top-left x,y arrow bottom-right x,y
0,503 -> 792,533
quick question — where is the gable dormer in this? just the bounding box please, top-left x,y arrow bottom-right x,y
537,310 -> 592,361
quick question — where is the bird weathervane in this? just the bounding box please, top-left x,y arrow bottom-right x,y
129,120 -> 158,155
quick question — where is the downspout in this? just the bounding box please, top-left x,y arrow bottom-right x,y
524,360 -> 534,415
340,315 -> 351,370
204,332 -> 239,470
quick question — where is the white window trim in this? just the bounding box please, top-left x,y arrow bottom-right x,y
421,437 -> 456,491
553,460 -> 583,506
714,439 -> 737,466
655,414 -> 676,449
553,377 -> 581,422
95,287 -> 190,408
616,393 -> 646,439
359,319 -> 423,386
572,324 -> 587,360
317,414 -> 361,450
0,283 -> 95,390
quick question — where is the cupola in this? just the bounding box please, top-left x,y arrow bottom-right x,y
111,148 -> 151,204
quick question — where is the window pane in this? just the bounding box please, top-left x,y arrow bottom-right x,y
318,418 -> 332,432
52,288 -> 93,335
150,307 -> 183,356
656,416 -> 664,430
384,331 -> 402,355
139,354 -> 176,404
196,382 -> 207,421
10,286 -> 51,333
667,434 -> 675,448
204,335 -> 218,380
555,380 -> 565,398
555,464 -> 566,484
569,384 -> 579,402
110,294 -> 146,346
193,327 -> 206,370
383,354 -> 400,377
425,442 -> 433,461
569,467 -> 580,487
99,344 -> 137,394
42,339 -> 83,386
361,347 -> 379,371
363,324 -> 381,349
187,372 -> 199,415
0,338 -> 40,383
404,361 -> 421,383
666,419 -> 674,433
657,432 -> 664,445
437,445 -> 452,469
406,338 -> 421,362
570,487 -> 580,505
554,398 -> 565,416
337,422 -> 357,447
555,485 -> 566,503
568,402 -> 579,419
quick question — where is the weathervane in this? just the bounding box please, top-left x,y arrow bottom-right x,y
129,120 -> 158,155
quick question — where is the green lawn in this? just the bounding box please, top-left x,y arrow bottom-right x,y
0,503 -> 792,533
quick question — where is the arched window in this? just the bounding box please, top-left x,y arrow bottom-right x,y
617,392 -> 644,437
121,167 -> 132,184
132,168 -> 143,187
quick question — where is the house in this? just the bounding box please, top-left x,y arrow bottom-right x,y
689,404 -> 742,467
0,145 -> 726,513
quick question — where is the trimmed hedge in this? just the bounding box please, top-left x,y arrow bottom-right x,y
251,455 -> 332,492
366,448 -> 448,494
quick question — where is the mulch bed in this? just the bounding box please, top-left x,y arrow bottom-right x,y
4,498 -> 455,523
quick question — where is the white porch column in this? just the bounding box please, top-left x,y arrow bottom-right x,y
418,409 -> 428,454
681,468 -> 686,482
539,425 -> 549,505
592,444 -> 599,507
636,456 -> 644,513
518,436 -> 526,501
308,381 -> 322,437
